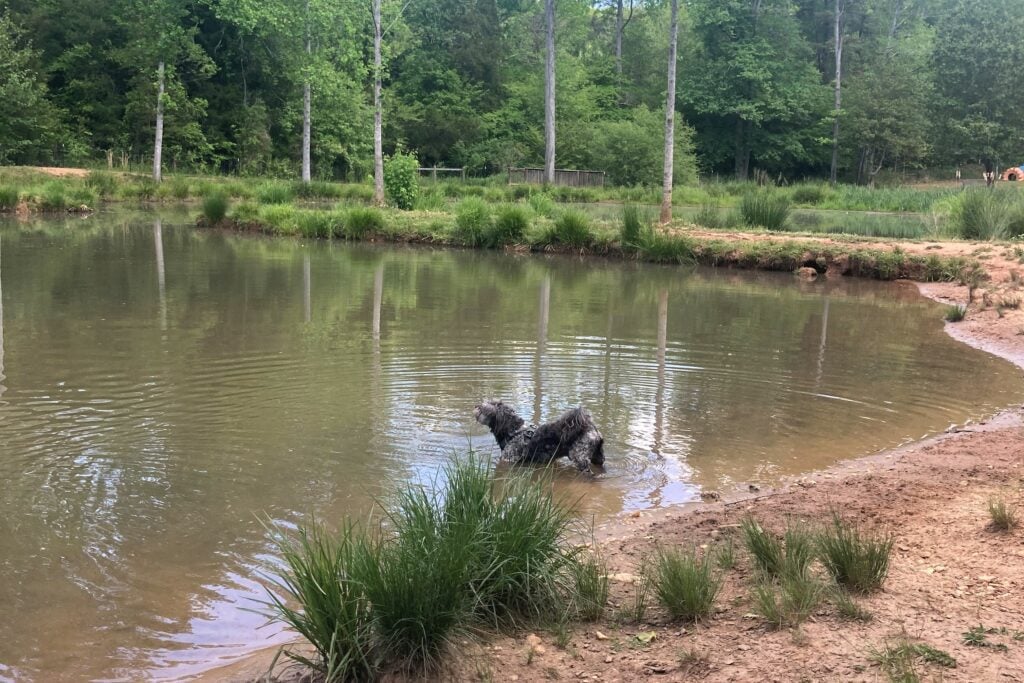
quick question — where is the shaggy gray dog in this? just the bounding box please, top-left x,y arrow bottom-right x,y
474,400 -> 605,472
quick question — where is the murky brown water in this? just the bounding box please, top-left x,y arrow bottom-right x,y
1,210 -> 1022,681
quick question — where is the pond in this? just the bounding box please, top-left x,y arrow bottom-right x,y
1,209 -> 1021,680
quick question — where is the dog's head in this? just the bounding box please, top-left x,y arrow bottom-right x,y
474,400 -> 525,443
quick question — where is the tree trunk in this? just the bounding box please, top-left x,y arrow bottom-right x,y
372,0 -> 385,205
544,0 -> 556,186
615,0 -> 624,76
829,0 -> 844,185
660,0 -> 679,225
734,118 -> 750,181
153,61 -> 165,183
302,0 -> 312,184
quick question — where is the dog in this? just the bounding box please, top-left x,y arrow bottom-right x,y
474,400 -> 605,472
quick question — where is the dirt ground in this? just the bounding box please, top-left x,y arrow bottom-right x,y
202,234 -> 1024,683
21,166 -> 91,178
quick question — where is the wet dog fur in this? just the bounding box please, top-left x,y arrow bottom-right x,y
474,400 -> 604,472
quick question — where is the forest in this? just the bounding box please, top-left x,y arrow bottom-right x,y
1,0 -> 1023,186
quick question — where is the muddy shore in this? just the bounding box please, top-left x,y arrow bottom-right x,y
201,238 -> 1024,683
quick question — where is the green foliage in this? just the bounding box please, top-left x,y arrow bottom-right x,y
257,181 -> 295,205
345,208 -> 385,239
950,189 -> 1024,241
201,191 -> 229,224
789,184 -> 828,206
485,204 -> 530,248
587,106 -> 698,186
0,186 -> 19,211
384,151 -> 420,210
987,497 -> 1018,532
740,191 -> 790,230
453,197 -> 491,247
817,513 -> 894,593
620,204 -> 649,248
85,172 -> 118,197
648,547 -> 721,622
546,210 -> 594,248
571,554 -> 609,622
944,304 -> 967,323
752,571 -> 823,629
37,183 -> 66,211
741,517 -> 784,577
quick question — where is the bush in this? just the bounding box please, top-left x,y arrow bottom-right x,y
0,186 -> 17,210
169,178 -> 190,200
638,231 -> 695,264
294,180 -> 343,199
740,191 -> 790,230
817,513 -> 893,593
693,202 -> 724,230
257,181 -> 295,205
587,105 -> 698,186
648,547 -> 720,622
453,197 -> 492,246
297,210 -> 339,239
384,151 -> 420,210
263,521 -> 377,680
201,191 -> 230,224
346,207 -> 385,239
485,204 -> 530,248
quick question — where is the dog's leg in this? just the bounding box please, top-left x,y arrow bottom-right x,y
567,429 -> 603,472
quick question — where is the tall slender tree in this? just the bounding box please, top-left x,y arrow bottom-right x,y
372,0 -> 385,204
829,0 -> 845,185
302,0 -> 312,183
660,0 -> 679,224
544,0 -> 556,185
153,60 -> 165,181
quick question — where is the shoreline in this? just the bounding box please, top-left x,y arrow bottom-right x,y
196,242 -> 1024,682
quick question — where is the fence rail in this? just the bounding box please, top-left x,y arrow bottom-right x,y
418,166 -> 466,181
508,167 -> 606,188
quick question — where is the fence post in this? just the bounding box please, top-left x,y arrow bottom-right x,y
432,165 -> 437,182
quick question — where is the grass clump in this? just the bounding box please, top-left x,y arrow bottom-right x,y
817,512 -> 893,593
257,181 -> 295,205
620,204 -> 648,248
740,517 -> 784,577
752,571 -> 823,629
263,520 -> 377,681
483,204 -> 529,248
944,304 -> 968,322
637,231 -> 696,264
987,497 -> 1018,531
831,585 -> 873,622
545,209 -> 594,248
740,191 -> 790,230
37,183 -> 67,211
453,197 -> 491,247
85,171 -> 119,197
648,547 -> 721,622
201,191 -> 230,224
790,184 -> 828,206
345,207 -> 385,239
0,186 -> 19,211
529,192 -> 556,218
870,640 -> 956,682
571,553 -> 609,621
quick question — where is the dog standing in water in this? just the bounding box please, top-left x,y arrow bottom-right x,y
474,400 -> 605,472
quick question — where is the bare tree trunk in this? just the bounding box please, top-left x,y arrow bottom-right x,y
544,0 -> 556,186
372,0 -> 385,205
153,61 -> 165,183
829,0 -> 844,185
0,234 -> 5,401
302,0 -> 312,184
660,0 -> 679,225
615,0 -> 623,75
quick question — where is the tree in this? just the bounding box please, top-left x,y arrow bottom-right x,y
544,0 -> 556,185
660,0 -> 679,224
829,0 -> 846,185
372,0 -> 384,203
0,12 -> 62,164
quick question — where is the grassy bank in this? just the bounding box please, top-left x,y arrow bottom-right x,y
205,199 -> 980,284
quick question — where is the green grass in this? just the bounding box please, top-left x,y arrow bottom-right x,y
257,181 -> 296,205
542,209 -> 594,248
38,182 -> 67,211
485,204 -> 530,248
571,553 -> 609,621
345,207 -> 385,239
831,585 -> 873,622
751,571 -> 823,629
817,512 -> 893,593
0,186 -> 19,210
987,497 -> 1018,531
201,191 -> 229,224
714,538 -> 736,571
648,547 -> 721,622
944,304 -> 968,322
453,197 -> 491,247
870,641 -> 957,682
740,191 -> 791,230
620,204 -> 647,248
740,517 -> 784,577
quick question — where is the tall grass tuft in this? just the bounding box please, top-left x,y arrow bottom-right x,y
201,191 -> 229,224
547,209 -> 594,248
86,171 -> 118,197
693,202 -> 724,229
741,517 -> 784,577
648,547 -> 721,622
0,186 -> 19,211
345,207 -> 385,239
817,513 -> 893,593
38,183 -> 67,211
987,497 -> 1018,531
620,204 -> 648,248
752,571 -> 823,629
263,520 -> 377,681
453,197 -> 491,246
484,204 -> 529,248
572,553 -> 609,621
944,304 -> 968,322
637,231 -> 695,264
257,181 -> 296,205
529,192 -> 556,218
952,189 -> 1009,240
740,191 -> 790,230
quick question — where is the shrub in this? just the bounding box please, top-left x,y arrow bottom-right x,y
384,151 -> 420,210
346,207 -> 385,239
648,547 -> 720,622
257,181 -> 295,205
547,209 -> 594,248
817,513 -> 893,593
0,186 -> 17,211
740,191 -> 790,230
453,197 -> 492,246
485,205 -> 530,248
201,191 -> 229,224
263,521 -> 376,680
987,497 -> 1018,531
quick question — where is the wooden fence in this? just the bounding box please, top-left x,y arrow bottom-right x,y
508,167 -> 606,188
418,166 -> 466,181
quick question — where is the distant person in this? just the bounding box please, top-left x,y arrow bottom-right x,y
983,158 -> 995,187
